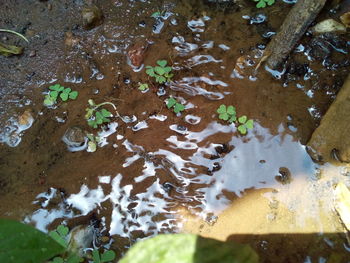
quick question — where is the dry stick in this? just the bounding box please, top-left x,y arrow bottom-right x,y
264,0 -> 327,70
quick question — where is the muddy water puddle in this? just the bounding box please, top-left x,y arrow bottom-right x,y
1,0 -> 350,261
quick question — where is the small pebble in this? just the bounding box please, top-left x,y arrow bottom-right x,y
29,50 -> 36,57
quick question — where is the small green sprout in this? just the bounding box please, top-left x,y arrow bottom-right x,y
237,115 -> 254,135
217,104 -> 236,123
49,225 -> 69,248
166,97 -> 185,114
85,99 -> 117,129
92,249 -> 116,263
44,84 -> 78,106
253,0 -> 275,8
151,10 -> 166,18
146,60 -> 173,84
138,83 -> 149,91
49,254 -> 83,263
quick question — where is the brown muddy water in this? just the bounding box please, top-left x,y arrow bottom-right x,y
1,0 -> 350,262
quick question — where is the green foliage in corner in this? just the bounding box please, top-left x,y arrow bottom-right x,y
0,219 -> 65,263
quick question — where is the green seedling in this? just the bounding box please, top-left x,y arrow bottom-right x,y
146,60 -> 173,84
0,29 -> 28,57
138,83 -> 149,91
151,9 -> 166,18
44,84 -> 78,106
237,115 -> 254,135
253,0 -> 275,8
86,134 -> 101,152
49,225 -> 69,248
217,104 -> 236,123
166,97 -> 185,114
85,99 -> 117,129
92,249 -> 116,263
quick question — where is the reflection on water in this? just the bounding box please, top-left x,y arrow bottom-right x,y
2,0 -> 350,260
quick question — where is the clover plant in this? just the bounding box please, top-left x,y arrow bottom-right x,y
92,249 -> 116,263
85,99 -> 116,128
167,97 -> 185,114
146,60 -> 173,84
217,104 -> 236,123
44,84 -> 78,106
253,0 -> 275,8
237,116 -> 254,135
138,83 -> 149,91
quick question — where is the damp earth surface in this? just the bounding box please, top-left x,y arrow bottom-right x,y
1,0 -> 350,262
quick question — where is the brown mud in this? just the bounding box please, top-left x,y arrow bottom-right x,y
1,0 -> 350,262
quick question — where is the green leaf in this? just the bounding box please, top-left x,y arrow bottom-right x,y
50,91 -> 59,100
238,115 -> 247,124
217,104 -> 226,114
154,66 -> 165,75
101,250 -> 116,262
238,125 -> 247,135
157,60 -> 167,67
69,91 -> 78,100
138,83 -> 149,91
95,112 -> 103,124
56,225 -> 69,237
151,11 -> 161,18
174,103 -> 185,114
88,141 -> 97,152
60,92 -> 69,101
158,76 -> 166,84
0,42 -> 23,56
0,219 -> 66,263
227,106 -> 236,115
146,67 -> 155,77
228,115 -> 236,123
167,98 -> 177,109
256,1 -> 266,8
163,66 -> 172,74
100,108 -> 112,118
66,253 -> 83,263
49,84 -> 61,91
62,88 -> 71,94
119,233 -> 258,263
246,119 -> 254,130
51,257 -> 64,263
219,113 -> 229,121
49,231 -> 67,248
266,0 -> 275,5
44,95 -> 55,106
92,249 -> 101,263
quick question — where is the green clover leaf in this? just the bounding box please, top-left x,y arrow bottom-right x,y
157,60 -> 167,67
69,91 -> 78,100
238,125 -> 247,135
167,97 -> 177,108
174,103 -> 185,114
217,104 -> 227,114
246,119 -> 254,129
238,115 -> 247,124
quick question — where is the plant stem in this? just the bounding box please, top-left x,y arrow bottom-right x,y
0,29 -> 29,43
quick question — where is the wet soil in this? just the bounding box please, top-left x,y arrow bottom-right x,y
1,0 -> 350,262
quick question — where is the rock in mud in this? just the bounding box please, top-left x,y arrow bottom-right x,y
127,41 -> 149,69
62,126 -> 87,150
340,12 -> 350,27
82,5 -> 103,30
307,74 -> 350,163
67,225 -> 94,256
312,19 -> 346,34
64,32 -> 81,48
